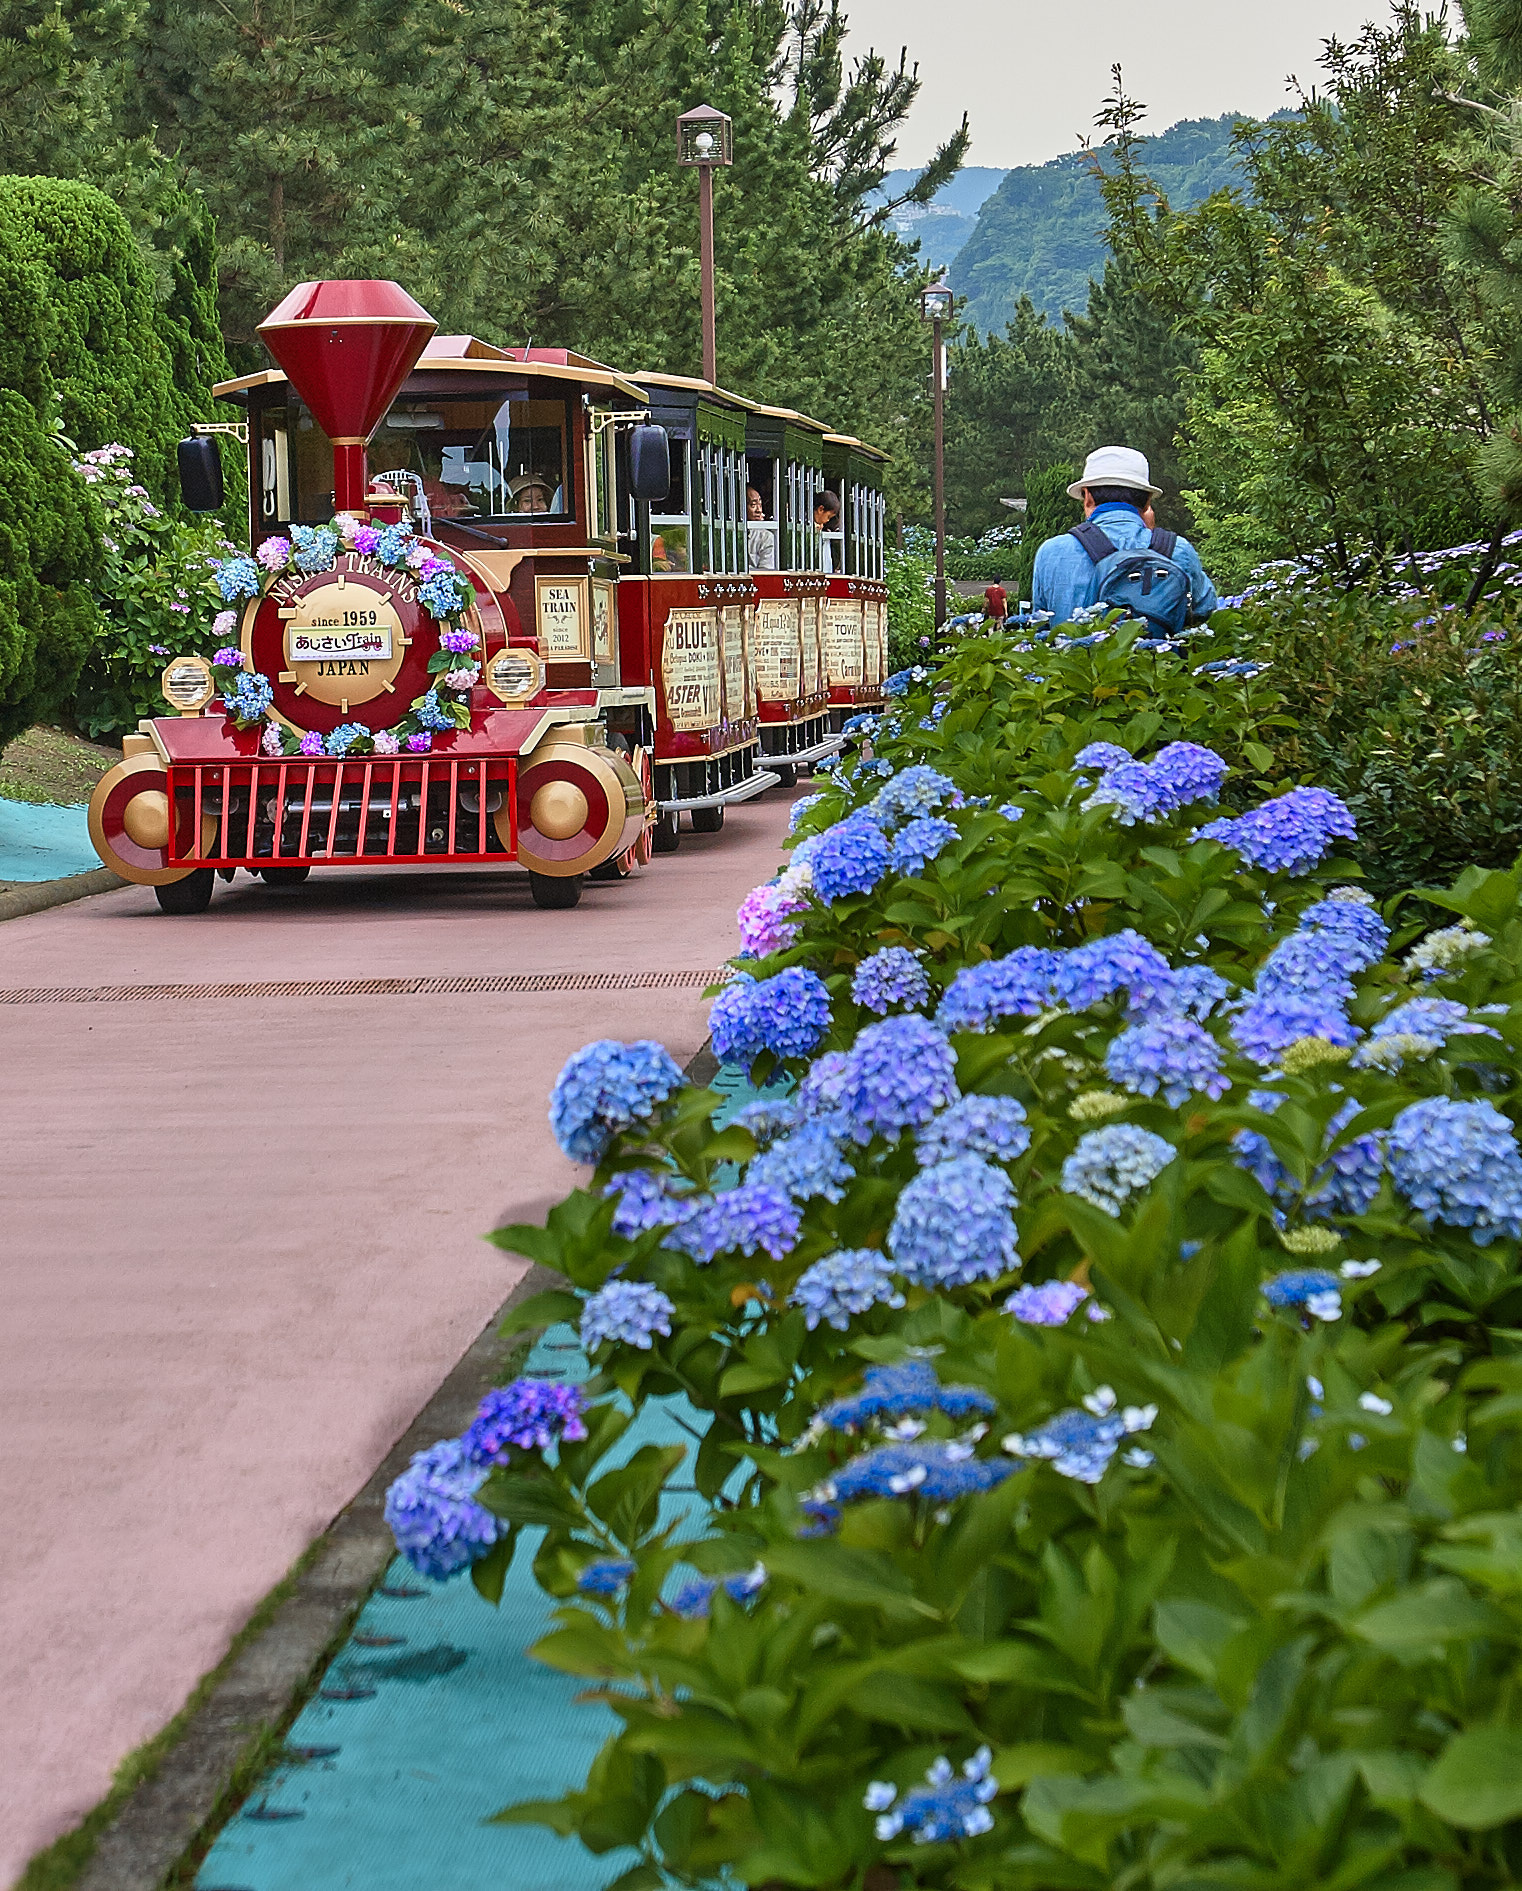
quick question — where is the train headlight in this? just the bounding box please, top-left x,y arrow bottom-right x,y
161,654 -> 216,715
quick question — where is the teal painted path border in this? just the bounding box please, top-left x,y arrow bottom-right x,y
0,799 -> 98,882
197,1061 -> 783,1890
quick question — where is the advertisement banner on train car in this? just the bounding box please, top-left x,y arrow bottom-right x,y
721,605 -> 748,720
865,598 -> 886,684
752,598 -> 802,701
800,596 -> 823,696
822,599 -> 865,687
663,607 -> 723,730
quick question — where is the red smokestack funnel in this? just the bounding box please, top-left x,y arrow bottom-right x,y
257,280 -> 437,513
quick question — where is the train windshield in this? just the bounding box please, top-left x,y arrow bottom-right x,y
369,396 -> 571,521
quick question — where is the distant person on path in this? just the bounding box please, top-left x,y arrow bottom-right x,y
982,580 -> 1008,622
1031,447 -> 1217,636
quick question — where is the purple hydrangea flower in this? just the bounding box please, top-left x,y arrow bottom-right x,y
916,1094 -> 1031,1166
211,645 -> 244,669
888,815 -> 959,876
604,1167 -> 695,1237
1104,1014 -> 1229,1106
670,1564 -> 767,1618
811,814 -> 890,901
936,949 -> 1062,1033
866,1748 -> 998,1845
577,1557 -> 635,1596
747,1117 -> 855,1202
254,535 -> 291,571
1196,787 -> 1356,875
837,1014 -> 959,1142
709,967 -> 832,1069
888,1155 -> 1019,1286
789,1249 -> 905,1330
1136,964 -> 1231,1022
1052,930 -> 1174,1013
384,1437 -> 503,1581
351,524 -> 381,556
299,729 -> 325,756
819,1360 -> 995,1428
464,1380 -> 588,1462
1073,741 -> 1132,772
549,1039 -> 686,1163
665,1182 -> 801,1262
798,1051 -> 850,1117
580,1279 -> 674,1351
737,882 -> 807,958
439,625 -> 479,655
1006,1279 -> 1089,1325
852,947 -> 931,1015
404,731 -> 433,753
1388,1097 -> 1522,1244
1061,1125 -> 1176,1217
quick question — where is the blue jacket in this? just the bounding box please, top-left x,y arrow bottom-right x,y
1031,502 -> 1219,625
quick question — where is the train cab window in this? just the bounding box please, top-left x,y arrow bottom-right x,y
369,397 -> 571,522
650,440 -> 691,573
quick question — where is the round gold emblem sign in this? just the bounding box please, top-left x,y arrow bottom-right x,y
483,645 -> 544,704
283,576 -> 409,708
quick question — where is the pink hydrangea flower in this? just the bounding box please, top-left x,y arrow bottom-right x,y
212,610 -> 237,639
256,537 -> 291,571
406,544 -> 430,570
260,722 -> 285,756
373,729 -> 400,755
738,881 -> 807,957
442,667 -> 479,692
300,730 -> 324,756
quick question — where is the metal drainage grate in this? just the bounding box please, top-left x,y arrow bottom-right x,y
0,969 -> 727,1006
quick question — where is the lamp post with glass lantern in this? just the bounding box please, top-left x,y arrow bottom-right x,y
676,104 -> 733,385
919,277 -> 953,628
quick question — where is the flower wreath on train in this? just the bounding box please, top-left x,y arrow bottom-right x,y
207,518 -> 478,759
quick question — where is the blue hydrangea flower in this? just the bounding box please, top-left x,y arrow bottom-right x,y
936,948 -> 1062,1033
852,947 -> 931,1016
1388,1097 -> 1522,1244
604,1168 -> 695,1236
866,1748 -> 998,1846
580,1279 -> 674,1351
837,1015 -> 959,1142
1137,964 -> 1231,1021
384,1437 -> 503,1580
1061,1125 -> 1176,1217
1263,1269 -> 1343,1320
889,1155 -> 1019,1286
1353,997 -> 1499,1068
747,1118 -> 855,1202
222,672 -> 274,723
549,1039 -> 686,1163
1052,930 -> 1173,1013
1003,1392 -> 1155,1483
214,556 -> 262,602
889,815 -> 959,876
798,1050 -> 850,1117
291,524 -> 338,572
324,721 -> 372,756
669,1564 -> 767,1619
1073,741 -> 1132,772
1232,1098 -> 1383,1220
1151,741 -> 1228,807
790,1249 -> 905,1330
819,1361 -> 995,1429
665,1182 -> 801,1262
1104,1015 -> 1229,1106
464,1380 -> 588,1462
870,765 -> 957,830
374,524 -> 414,564
413,689 -> 458,731
788,793 -> 825,834
577,1557 -> 636,1596
1255,931 -> 1363,1003
811,814 -> 890,902
1230,991 -> 1360,1064
1299,896 -> 1389,966
1006,1279 -> 1089,1325
419,570 -> 469,621
709,967 -> 832,1070
883,665 -> 928,697
916,1094 -> 1031,1167
826,1441 -> 1012,1502
1196,786 -> 1356,875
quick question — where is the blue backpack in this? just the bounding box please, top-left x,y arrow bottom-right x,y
1070,520 -> 1191,639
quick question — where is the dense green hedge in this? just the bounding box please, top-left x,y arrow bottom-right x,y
0,175 -> 234,749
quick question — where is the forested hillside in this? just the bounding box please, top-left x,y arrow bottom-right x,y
950,113 -> 1250,330
877,164 -> 1007,269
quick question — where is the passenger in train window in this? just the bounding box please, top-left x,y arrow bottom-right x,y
815,490 -> 843,572
509,474 -> 554,514
747,486 -> 778,571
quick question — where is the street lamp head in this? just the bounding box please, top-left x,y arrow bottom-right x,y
677,104 -> 733,166
919,279 -> 953,322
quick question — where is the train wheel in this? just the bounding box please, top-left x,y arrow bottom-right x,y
619,745 -> 656,871
529,870 -> 583,910
154,870 -> 215,915
588,855 -> 630,882
772,763 -> 797,790
652,810 -> 680,854
691,805 -> 725,835
261,865 -> 311,887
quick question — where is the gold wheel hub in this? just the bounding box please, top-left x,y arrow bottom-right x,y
530,779 -> 590,840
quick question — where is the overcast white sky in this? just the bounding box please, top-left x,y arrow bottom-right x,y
846,0 -> 1401,170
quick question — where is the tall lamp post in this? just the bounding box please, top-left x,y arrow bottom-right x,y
677,104 -> 733,385
919,277 -> 953,628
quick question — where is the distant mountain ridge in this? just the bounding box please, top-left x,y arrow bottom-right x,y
948,114 -> 1257,333
878,166 -> 1008,273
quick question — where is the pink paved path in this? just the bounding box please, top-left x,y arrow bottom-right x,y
0,791 -> 793,1882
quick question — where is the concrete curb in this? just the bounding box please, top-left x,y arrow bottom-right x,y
68,1260 -> 562,1891
0,868 -> 124,924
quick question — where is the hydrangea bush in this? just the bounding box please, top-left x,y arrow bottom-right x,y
387,620 -> 1522,1890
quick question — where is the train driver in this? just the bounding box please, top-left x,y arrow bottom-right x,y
509,473 -> 557,514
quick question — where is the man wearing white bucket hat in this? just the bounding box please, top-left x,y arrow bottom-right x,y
1031,446 -> 1218,636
